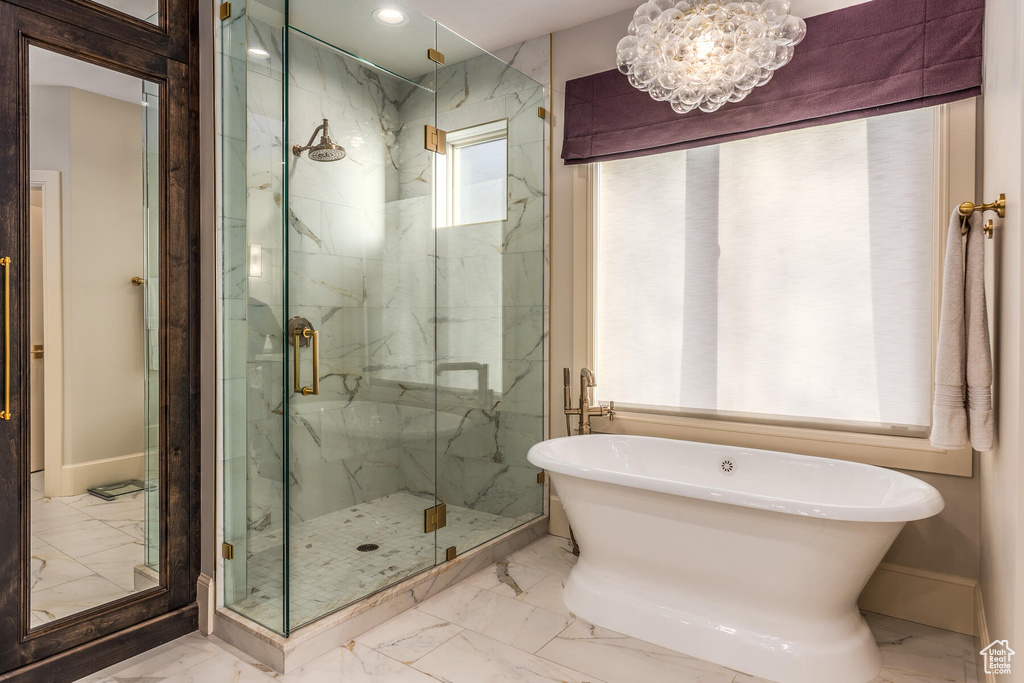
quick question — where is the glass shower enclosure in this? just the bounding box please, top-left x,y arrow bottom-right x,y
220,0 -> 547,634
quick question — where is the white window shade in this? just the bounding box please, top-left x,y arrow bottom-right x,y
596,107 -> 936,435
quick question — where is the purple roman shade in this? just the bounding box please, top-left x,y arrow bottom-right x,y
562,0 -> 984,165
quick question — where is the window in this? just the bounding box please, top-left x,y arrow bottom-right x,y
595,107 -> 940,437
435,120 -> 507,227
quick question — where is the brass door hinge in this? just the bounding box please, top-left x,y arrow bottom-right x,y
427,48 -> 445,65
219,2 -> 231,20
537,106 -> 548,120
537,471 -> 545,484
425,125 -> 447,154
222,542 -> 234,560
30,345 -> 42,360
446,546 -> 457,562
424,502 -> 447,532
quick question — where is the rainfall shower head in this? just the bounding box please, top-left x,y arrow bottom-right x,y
292,118 -> 346,162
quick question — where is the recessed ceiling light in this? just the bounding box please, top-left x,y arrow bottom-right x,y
248,47 -> 271,58
373,8 -> 407,25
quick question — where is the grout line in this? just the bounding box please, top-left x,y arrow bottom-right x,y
530,613 -> 577,656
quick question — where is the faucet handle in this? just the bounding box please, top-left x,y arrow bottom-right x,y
608,400 -> 615,421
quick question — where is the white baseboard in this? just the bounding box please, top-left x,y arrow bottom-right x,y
59,451 -> 146,497
198,573 -> 216,635
974,584 -> 993,683
548,492 -> 570,539
858,562 -> 977,636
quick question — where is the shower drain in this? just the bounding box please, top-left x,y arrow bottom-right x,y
719,458 -> 735,474
357,543 -> 380,552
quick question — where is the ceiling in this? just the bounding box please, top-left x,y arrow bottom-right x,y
30,47 -> 146,104
284,0 -> 491,83
89,0 -> 158,22
403,0 -> 872,51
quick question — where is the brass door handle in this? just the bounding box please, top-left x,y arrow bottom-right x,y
293,327 -> 319,396
1,257 -> 10,420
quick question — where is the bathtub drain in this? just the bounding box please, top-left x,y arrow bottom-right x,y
719,458 -> 735,474
357,543 -> 380,552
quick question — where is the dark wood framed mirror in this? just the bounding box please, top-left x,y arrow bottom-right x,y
0,0 -> 199,680
0,0 -> 188,62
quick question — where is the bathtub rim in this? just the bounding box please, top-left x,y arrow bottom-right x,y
528,434 -> 944,523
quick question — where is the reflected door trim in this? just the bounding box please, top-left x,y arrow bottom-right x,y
0,2 -> 200,678
29,170 -> 64,499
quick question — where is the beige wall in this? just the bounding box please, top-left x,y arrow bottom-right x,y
980,0 -> 1024,662
30,86 -> 146,467
29,86 -> 71,237
550,10 -> 981,581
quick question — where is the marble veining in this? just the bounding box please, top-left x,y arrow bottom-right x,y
76,535 -> 978,683
29,473 -> 155,627
221,10 -> 550,630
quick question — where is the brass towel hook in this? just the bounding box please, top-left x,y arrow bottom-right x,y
959,193 -> 1005,239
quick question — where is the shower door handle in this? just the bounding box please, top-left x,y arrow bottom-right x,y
293,327 -> 319,396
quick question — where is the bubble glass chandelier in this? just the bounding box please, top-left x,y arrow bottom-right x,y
616,0 -> 807,114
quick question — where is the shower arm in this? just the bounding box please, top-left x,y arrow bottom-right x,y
292,119 -> 328,156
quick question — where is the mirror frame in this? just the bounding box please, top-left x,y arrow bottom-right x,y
0,2 -> 200,679
0,0 -> 188,63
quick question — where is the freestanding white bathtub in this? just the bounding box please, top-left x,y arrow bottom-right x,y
527,435 -> 944,683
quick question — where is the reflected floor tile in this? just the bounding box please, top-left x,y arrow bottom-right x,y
30,542 -> 94,593
78,541 -> 147,592
30,575 -> 129,623
414,630 -> 604,683
31,499 -> 92,533
418,582 -> 571,653
66,492 -> 145,524
355,608 -> 464,664
536,619 -> 736,683
34,519 -> 138,559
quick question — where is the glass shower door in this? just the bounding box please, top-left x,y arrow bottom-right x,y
433,26 -> 547,559
284,3 -> 440,629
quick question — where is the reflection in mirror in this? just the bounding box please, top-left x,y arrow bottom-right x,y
83,0 -> 159,24
28,46 -> 161,627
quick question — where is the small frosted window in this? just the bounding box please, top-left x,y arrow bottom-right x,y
455,138 -> 506,225
596,107 -> 936,435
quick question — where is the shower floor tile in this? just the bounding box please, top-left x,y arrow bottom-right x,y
232,492 -> 536,628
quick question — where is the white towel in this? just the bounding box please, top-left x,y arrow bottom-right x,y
965,215 -> 993,450
931,210 -> 989,450
930,210 -> 973,449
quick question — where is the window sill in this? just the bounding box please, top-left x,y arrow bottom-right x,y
591,409 -> 972,477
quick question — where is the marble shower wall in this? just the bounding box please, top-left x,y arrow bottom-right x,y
392,40 -> 549,521
220,6 -> 551,625
284,31 -> 424,523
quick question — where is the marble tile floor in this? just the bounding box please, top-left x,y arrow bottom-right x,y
232,491 -> 536,628
30,471 -> 154,627
76,535 -> 978,683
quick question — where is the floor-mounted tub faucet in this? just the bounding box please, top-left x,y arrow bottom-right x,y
563,367 -> 614,435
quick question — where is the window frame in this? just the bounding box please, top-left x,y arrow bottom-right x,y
572,100 -> 978,477
435,118 -> 509,228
